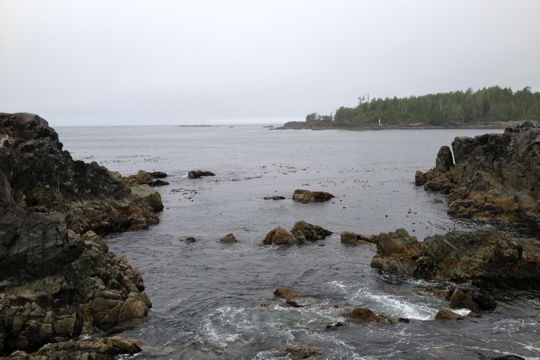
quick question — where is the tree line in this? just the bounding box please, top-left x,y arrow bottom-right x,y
307,86 -> 540,127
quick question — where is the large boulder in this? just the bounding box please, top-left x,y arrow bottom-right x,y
371,228 -> 540,290
263,226 -> 296,245
292,189 -> 334,203
415,123 -> 540,230
370,229 -> 421,276
291,221 -> 332,242
263,221 -> 332,245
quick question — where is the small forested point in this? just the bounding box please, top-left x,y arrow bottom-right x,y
307,86 -> 540,128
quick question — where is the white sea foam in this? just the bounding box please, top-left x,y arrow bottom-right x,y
349,287 -> 438,320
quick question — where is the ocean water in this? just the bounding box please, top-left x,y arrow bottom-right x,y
57,125 -> 540,360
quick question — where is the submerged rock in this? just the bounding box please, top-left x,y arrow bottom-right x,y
150,179 -> 169,187
371,228 -> 540,290
220,233 -> 238,244
263,226 -> 296,245
435,308 -> 463,321
342,307 -> 393,323
263,195 -> 286,200
182,236 -> 197,243
340,232 -> 376,245
282,345 -> 325,360
491,356 -> 525,360
188,170 -> 215,179
274,288 -> 298,300
415,122 -> 540,230
292,189 -> 334,203
263,221 -> 332,245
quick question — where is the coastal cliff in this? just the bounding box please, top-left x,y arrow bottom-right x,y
0,113 -> 162,357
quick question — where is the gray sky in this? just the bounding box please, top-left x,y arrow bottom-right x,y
1,0 -> 539,126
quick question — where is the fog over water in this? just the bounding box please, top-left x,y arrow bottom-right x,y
1,0 -> 539,125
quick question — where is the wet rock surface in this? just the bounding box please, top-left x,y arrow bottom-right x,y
282,344 -> 325,359
0,113 -> 163,234
1,336 -> 142,360
371,228 -> 540,290
0,114 -> 156,356
435,308 -> 463,321
342,307 -> 393,324
273,288 -> 298,301
340,231 -> 376,245
416,122 -> 540,231
263,195 -> 286,200
292,189 -> 334,203
220,233 -> 238,244
188,170 -> 215,179
263,221 -> 332,245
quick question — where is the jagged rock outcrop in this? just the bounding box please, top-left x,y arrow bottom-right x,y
263,221 -> 332,245
370,228 -> 540,290
415,122 -> 540,230
0,113 -> 163,234
0,113 -> 156,356
340,232 -> 377,245
292,189 -> 334,203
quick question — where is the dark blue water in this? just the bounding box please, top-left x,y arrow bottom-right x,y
57,126 -> 540,360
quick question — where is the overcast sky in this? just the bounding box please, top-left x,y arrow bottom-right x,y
1,0 -> 539,126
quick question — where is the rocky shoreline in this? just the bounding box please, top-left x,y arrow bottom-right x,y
275,120 -> 521,131
1,114 -> 538,359
415,121 -> 540,233
0,113 -> 164,358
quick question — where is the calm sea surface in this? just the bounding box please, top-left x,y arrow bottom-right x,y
57,125 -> 540,360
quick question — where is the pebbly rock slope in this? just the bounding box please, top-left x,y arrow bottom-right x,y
415,122 -> 540,231
0,113 -> 161,356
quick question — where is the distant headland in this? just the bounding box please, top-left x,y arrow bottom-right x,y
277,86 -> 540,130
